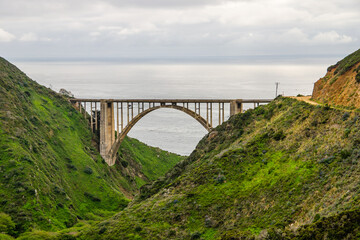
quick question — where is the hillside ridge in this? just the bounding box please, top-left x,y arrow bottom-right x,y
312,48 -> 360,108
0,57 -> 182,238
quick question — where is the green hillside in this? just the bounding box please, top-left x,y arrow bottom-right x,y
78,97 -> 360,239
0,57 -> 183,238
118,137 -> 185,187
327,48 -> 360,76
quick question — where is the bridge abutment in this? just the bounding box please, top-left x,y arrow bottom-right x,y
100,100 -> 116,166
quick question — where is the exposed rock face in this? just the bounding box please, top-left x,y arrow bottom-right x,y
59,88 -> 74,98
312,49 -> 360,108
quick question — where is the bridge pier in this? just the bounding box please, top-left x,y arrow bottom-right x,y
230,100 -> 243,116
100,100 -> 116,166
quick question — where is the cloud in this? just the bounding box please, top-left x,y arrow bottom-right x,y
20,33 -> 38,42
19,32 -> 52,42
105,0 -> 238,8
0,28 -> 15,42
0,0 -> 359,58
313,31 -> 354,44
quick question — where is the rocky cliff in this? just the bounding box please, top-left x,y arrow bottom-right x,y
312,48 -> 360,108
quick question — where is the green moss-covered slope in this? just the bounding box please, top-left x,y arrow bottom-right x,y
79,97 -> 360,239
0,57 -> 183,237
118,137 -> 184,187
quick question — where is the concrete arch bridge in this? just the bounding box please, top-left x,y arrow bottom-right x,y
70,98 -> 272,166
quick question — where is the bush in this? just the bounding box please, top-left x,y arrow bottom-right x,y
323,104 -> 331,110
0,233 -> 14,240
329,77 -> 338,85
120,160 -> 128,168
0,213 -> 15,236
66,164 -> 77,171
342,112 -> 350,121
340,150 -> 351,159
16,230 -> 55,240
319,156 -> 335,164
190,232 -> 201,239
344,128 -> 351,138
55,233 -> 76,240
83,166 -> 93,175
313,213 -> 321,222
273,130 -> 286,141
84,192 -> 101,202
53,186 -> 65,195
356,72 -> 360,83
214,174 -> 226,185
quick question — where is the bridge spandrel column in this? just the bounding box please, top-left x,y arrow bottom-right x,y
100,100 -> 116,166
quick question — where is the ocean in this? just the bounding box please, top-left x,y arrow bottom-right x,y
14,57 -> 336,155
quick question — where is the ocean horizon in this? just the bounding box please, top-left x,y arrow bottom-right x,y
13,56 -> 338,155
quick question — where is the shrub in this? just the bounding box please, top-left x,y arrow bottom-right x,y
342,112 -> 350,121
21,156 -> 33,164
56,234 -> 76,240
313,214 -> 321,222
16,230 -> 55,240
344,128 -> 351,138
319,156 -> 335,164
0,213 -> 15,236
329,77 -> 338,85
84,192 -> 101,202
356,72 -> 360,83
323,104 -> 331,110
120,160 -> 128,168
340,150 -> 351,159
214,174 -> 226,185
83,166 -> 93,175
99,227 -> 107,234
273,130 -> 286,141
66,164 -> 77,170
190,232 -> 201,239
0,233 -> 14,240
53,186 -> 65,195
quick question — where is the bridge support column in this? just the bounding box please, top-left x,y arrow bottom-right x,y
230,100 -> 243,116
100,100 -> 116,166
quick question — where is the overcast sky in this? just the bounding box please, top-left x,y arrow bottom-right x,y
0,0 -> 359,60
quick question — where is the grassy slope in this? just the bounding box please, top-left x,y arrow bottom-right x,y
119,137 -> 185,187
79,97 -> 360,239
0,57 -> 183,237
312,48 -> 360,108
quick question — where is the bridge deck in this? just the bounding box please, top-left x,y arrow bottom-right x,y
70,98 -> 273,103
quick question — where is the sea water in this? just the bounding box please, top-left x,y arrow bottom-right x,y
14,58 -> 335,155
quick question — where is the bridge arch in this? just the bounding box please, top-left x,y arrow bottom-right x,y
109,105 -> 212,160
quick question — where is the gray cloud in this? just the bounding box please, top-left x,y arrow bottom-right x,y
0,0 -> 359,59
105,0 -> 241,8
